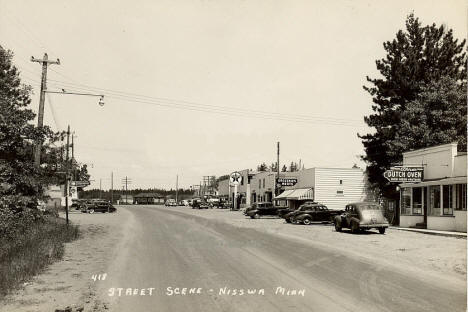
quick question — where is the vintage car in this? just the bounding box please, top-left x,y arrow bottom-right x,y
278,201 -> 317,223
333,202 -> 389,234
192,199 -> 209,209
71,199 -> 87,210
165,199 -> 177,207
81,200 -> 116,213
290,203 -> 343,225
245,202 -> 278,219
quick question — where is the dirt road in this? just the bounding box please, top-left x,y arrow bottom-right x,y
1,205 -> 466,312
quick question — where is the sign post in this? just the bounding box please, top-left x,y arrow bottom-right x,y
230,172 -> 242,211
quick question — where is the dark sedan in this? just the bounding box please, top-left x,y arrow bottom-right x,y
290,203 -> 343,225
192,199 -> 209,209
245,202 -> 279,219
81,200 -> 116,213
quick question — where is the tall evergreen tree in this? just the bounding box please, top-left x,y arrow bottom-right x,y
359,14 -> 466,198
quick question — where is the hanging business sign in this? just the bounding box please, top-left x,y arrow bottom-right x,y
383,167 -> 424,182
276,178 -> 298,187
71,180 -> 90,187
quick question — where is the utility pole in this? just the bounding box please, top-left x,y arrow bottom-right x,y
111,172 -> 114,204
31,53 -> 60,167
71,133 -> 76,180
276,142 -> 280,196
175,175 -> 179,204
121,176 -> 132,204
64,125 -> 70,225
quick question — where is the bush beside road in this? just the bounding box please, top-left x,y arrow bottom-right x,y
0,210 -> 79,300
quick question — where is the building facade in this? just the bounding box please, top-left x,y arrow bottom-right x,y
399,143 -> 467,232
252,167 -> 368,210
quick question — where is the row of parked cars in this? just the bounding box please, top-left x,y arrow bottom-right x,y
71,199 -> 116,214
243,201 -> 389,234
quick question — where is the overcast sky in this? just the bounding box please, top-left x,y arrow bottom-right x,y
0,0 -> 466,190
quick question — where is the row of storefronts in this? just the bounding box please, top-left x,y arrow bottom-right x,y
398,143 -> 467,232
218,167 -> 369,211
217,142 -> 467,233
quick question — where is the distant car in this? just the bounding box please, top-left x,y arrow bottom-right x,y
334,202 -> 389,234
290,203 -> 343,225
217,200 -> 230,209
192,199 -> 209,209
71,199 -> 87,210
82,200 -> 116,213
245,202 -> 279,219
165,199 -> 177,207
181,200 -> 190,206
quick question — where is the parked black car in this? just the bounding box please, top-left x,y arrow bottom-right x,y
334,202 -> 389,234
290,203 -> 343,225
278,201 -> 317,222
245,202 -> 279,219
192,199 -> 209,209
81,200 -> 116,213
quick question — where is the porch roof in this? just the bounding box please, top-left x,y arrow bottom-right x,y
400,176 -> 467,188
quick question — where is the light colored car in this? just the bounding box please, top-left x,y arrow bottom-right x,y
334,202 -> 389,234
181,200 -> 190,206
165,199 -> 177,207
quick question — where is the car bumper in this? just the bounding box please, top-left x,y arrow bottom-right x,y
359,223 -> 389,228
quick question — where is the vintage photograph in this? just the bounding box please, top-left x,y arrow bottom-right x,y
0,1 -> 466,311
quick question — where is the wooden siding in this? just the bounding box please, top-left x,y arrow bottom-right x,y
314,168 -> 367,210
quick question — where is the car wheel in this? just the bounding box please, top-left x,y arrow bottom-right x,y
254,213 -> 260,219
88,209 -> 95,214
302,218 -> 312,225
285,218 -> 291,223
378,227 -> 386,234
351,222 -> 360,234
334,222 -> 342,232
250,215 -> 255,219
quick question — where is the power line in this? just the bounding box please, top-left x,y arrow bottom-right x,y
44,77 -> 363,125
41,79 -> 365,127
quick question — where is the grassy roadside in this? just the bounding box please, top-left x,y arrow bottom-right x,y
0,212 -> 79,299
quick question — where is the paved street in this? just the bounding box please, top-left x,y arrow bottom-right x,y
97,205 -> 465,312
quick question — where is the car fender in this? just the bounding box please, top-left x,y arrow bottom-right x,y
349,217 -> 361,227
336,215 -> 348,227
296,213 -> 312,221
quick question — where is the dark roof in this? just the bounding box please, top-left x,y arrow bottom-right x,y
134,193 -> 164,198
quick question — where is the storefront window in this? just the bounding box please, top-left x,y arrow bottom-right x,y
429,186 -> 440,216
412,187 -> 422,215
455,184 -> 467,211
443,185 -> 453,215
401,188 -> 411,215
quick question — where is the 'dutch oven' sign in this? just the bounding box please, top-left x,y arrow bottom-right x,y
383,167 -> 424,182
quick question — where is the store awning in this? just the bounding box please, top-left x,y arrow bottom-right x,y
400,176 -> 467,188
274,188 -> 314,200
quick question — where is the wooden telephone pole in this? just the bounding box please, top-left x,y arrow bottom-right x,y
64,125 -> 70,225
31,53 -> 60,167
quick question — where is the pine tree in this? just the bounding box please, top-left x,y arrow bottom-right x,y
359,14 -> 466,198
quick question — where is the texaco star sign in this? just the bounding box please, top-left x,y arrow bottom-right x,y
229,172 -> 242,185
